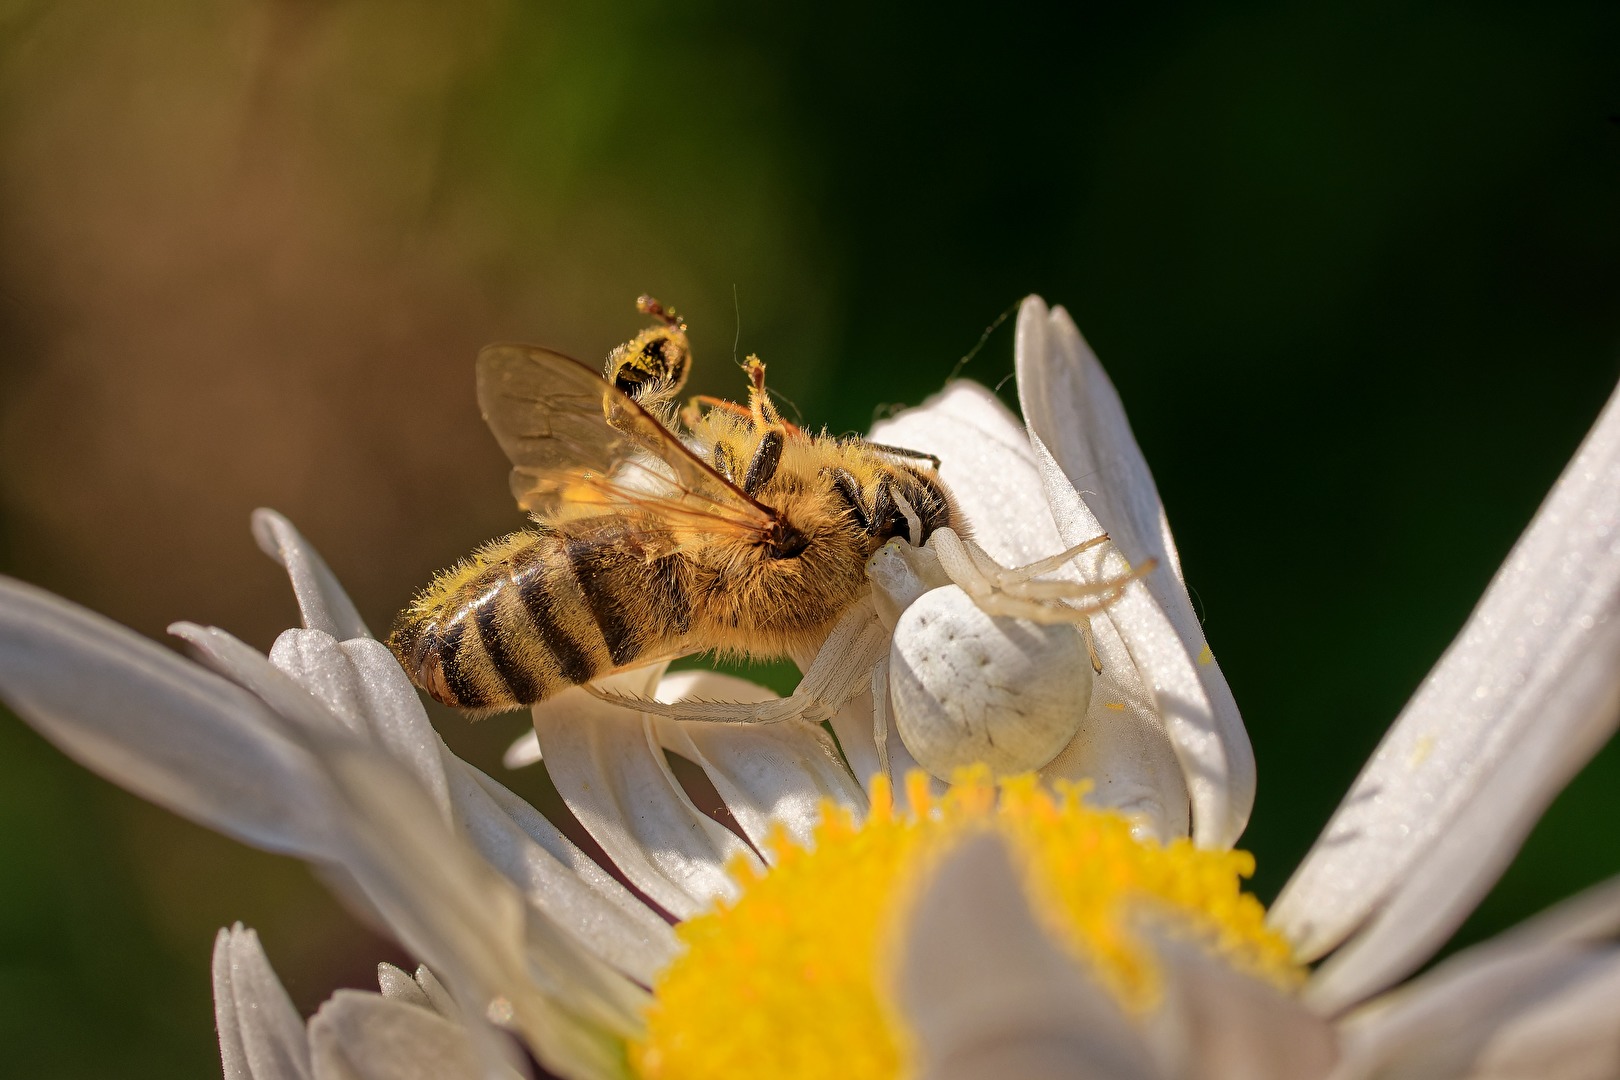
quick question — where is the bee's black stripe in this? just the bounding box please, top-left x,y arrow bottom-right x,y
474,593 -> 537,704
656,555 -> 691,636
432,619 -> 489,709
566,537 -> 644,667
513,554 -> 598,687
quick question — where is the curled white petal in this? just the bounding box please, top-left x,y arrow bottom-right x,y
504,730 -> 542,768
1276,381 -> 1620,1005
1031,438 -> 1242,848
533,673 -> 759,918
1017,296 -> 1252,848
184,615 -> 676,983
872,379 -> 1188,827
173,623 -> 454,825
376,963 -> 433,1011
275,633 -> 454,821
213,924 -> 314,1080
647,669 -> 865,854
315,745 -> 636,1080
451,761 -> 679,984
252,508 -> 371,642
412,965 -> 460,1022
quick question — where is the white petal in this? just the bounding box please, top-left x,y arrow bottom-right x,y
187,621 -> 675,984
504,730 -> 542,768
307,990 -> 517,1080
647,670 -> 866,855
1147,934 -> 1337,1080
252,509 -> 371,642
1334,875 -> 1620,1078
1039,602 -> 1191,841
1462,955 -> 1620,1080
1336,943 -> 1620,1080
413,965 -> 459,1021
1483,874 -> 1620,954
268,630 -> 454,824
450,759 -> 679,984
897,833 -> 1163,1080
0,575 -> 635,1075
871,379 -> 1064,568
0,578 -> 335,857
1018,297 -> 1253,848
1032,438 -> 1248,848
315,745 -> 638,1080
213,924 -> 314,1080
533,678 -> 759,919
173,622 -> 361,737
1277,382 -> 1620,1003
376,963 -> 433,1011
1014,298 -> 1188,592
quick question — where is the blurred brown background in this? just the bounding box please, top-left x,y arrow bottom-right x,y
2,1 -> 1619,1075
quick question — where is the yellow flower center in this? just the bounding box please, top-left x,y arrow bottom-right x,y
632,769 -> 1299,1080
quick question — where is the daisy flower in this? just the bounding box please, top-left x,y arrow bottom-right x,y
1,297 -> 1615,1078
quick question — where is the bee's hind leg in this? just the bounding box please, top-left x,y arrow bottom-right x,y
588,599 -> 890,731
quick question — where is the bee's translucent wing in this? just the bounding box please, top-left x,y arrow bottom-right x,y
476,344 -> 778,537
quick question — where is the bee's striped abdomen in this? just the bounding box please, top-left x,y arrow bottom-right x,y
389,522 -> 691,712
508,537 -> 601,689
472,591 -> 541,704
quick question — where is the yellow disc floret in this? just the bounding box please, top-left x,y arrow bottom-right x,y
633,769 -> 1300,1080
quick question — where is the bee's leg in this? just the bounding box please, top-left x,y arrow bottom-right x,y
928,527 -> 1156,626
862,441 -> 942,469
689,395 -> 750,421
588,599 -> 889,728
712,442 -> 739,483
687,393 -> 804,438
828,468 -> 876,532
741,429 -> 784,496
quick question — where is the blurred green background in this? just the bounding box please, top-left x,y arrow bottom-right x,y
1,1 -> 1618,1074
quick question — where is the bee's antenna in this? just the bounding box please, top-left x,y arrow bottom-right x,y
732,283 -> 742,366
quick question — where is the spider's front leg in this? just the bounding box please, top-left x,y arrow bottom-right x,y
927,527 -> 1152,624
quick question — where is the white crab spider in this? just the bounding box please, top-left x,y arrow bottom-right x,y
599,498 -> 1150,782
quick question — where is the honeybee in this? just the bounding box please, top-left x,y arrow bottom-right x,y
389,298 -> 960,715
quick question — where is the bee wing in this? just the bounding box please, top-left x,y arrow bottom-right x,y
476,344 -> 779,539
